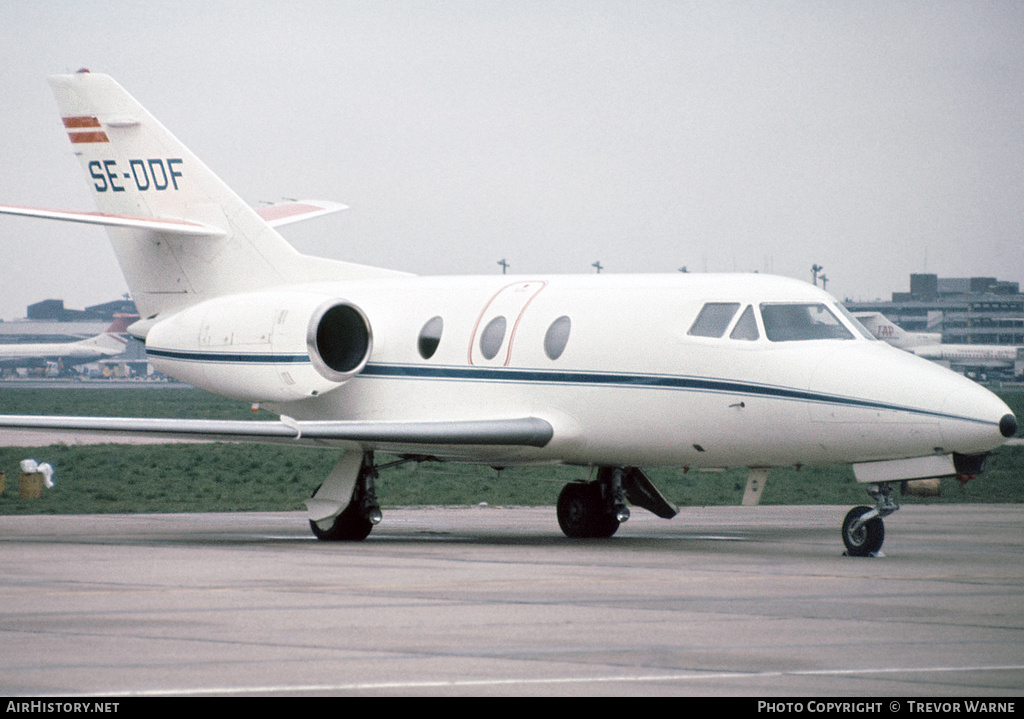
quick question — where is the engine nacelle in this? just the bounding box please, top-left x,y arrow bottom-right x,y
145,291 -> 372,402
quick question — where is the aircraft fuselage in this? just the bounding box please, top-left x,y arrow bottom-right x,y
143,272 -> 1012,470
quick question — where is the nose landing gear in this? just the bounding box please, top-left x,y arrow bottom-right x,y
842,482 -> 898,557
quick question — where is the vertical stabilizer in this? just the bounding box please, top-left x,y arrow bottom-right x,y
855,311 -> 941,350
48,70 -> 401,319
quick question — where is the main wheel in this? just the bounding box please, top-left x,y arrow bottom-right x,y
557,482 -> 620,539
310,504 -> 374,541
842,505 -> 884,556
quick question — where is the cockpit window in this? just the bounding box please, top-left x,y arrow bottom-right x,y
760,303 -> 854,342
729,305 -> 760,341
835,303 -> 877,340
688,303 -> 740,338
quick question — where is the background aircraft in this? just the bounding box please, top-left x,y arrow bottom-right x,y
855,311 -> 1024,380
0,72 -> 1015,557
0,313 -> 134,375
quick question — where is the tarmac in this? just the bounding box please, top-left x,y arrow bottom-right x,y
0,504 -> 1022,697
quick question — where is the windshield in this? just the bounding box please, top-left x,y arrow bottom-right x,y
760,303 -> 854,342
834,303 -> 877,340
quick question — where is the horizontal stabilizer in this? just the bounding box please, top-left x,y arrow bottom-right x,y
0,415 -> 554,448
0,204 -> 226,237
255,200 -> 348,228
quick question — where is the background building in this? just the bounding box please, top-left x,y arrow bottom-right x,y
845,274 -> 1024,346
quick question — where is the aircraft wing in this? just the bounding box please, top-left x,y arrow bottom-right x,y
0,414 -> 554,449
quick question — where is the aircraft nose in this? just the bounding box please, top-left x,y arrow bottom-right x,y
940,380 -> 1017,454
1000,413 -> 1018,438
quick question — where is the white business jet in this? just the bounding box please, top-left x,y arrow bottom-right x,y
0,71 -> 1016,555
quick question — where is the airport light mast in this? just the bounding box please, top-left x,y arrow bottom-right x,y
812,264 -> 823,287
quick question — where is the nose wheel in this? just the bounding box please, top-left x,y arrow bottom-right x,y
841,505 -> 885,556
842,483 -> 897,557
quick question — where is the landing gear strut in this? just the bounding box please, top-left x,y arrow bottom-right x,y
842,482 -> 898,557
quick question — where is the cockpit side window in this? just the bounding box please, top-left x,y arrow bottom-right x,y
729,305 -> 760,341
688,303 -> 740,338
835,303 -> 877,340
760,303 -> 854,342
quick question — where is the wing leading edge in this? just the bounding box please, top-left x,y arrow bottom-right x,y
0,414 -> 554,449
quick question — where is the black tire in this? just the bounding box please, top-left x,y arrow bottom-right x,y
842,505 -> 884,556
557,482 -> 620,539
310,504 -> 374,541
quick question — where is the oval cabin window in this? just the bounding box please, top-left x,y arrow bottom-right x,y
418,316 -> 444,359
479,316 -> 507,360
544,316 -> 571,360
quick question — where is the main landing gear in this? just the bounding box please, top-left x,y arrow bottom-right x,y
306,456 -> 679,542
841,482 -> 898,557
307,451 -> 383,541
557,467 -> 679,539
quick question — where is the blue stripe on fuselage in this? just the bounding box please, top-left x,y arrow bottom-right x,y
144,350 -> 991,427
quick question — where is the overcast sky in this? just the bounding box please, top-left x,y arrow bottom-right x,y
1,1 -> 1022,320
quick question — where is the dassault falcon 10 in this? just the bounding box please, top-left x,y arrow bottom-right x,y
0,71 -> 1016,555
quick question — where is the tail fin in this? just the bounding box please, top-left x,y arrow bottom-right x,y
855,311 -> 941,349
74,314 -> 136,355
104,313 -> 138,335
854,312 -> 907,341
44,70 -> 402,319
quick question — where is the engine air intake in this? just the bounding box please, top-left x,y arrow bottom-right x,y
309,301 -> 372,381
